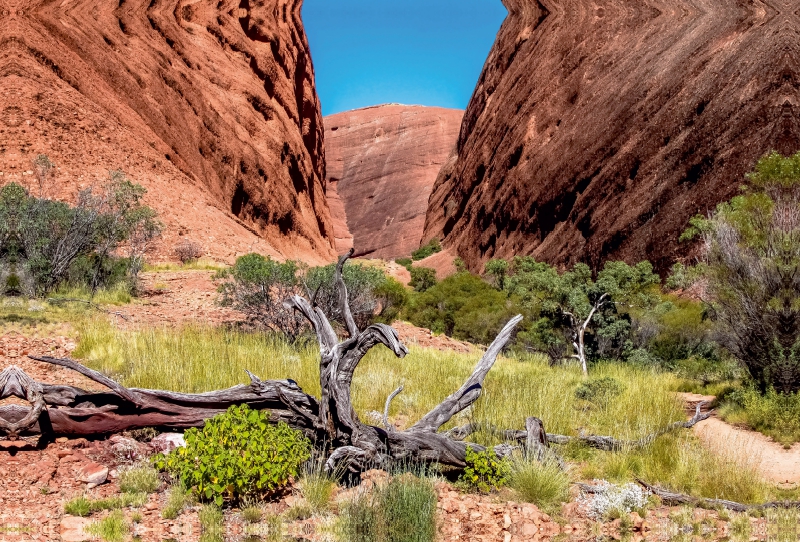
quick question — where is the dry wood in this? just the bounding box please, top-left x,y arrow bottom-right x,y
0,250 -> 532,473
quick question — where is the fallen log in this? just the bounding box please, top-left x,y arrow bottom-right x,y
0,250 -> 537,472
634,479 -> 800,512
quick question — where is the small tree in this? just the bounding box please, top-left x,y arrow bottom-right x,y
216,254 -> 305,339
409,266 -> 437,293
484,258 -> 509,290
684,151 -> 800,393
506,258 -> 659,375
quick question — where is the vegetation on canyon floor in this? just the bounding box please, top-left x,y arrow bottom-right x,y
6,152 -> 800,540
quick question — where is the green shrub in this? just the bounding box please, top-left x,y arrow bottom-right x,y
304,261 -> 390,328
411,238 -> 442,261
395,257 -> 413,270
405,272 -> 520,342
373,277 -> 409,324
409,267 -> 437,293
456,446 -> 510,493
509,458 -> 570,512
339,475 -> 437,542
575,376 -> 625,405
153,405 -> 311,505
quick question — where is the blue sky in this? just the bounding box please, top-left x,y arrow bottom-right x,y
302,0 -> 508,116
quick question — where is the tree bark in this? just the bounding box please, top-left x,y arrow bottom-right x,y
0,250 -> 533,473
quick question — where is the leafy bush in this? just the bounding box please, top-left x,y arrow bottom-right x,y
153,405 -> 311,505
684,151 -> 800,392
405,272 -> 519,343
216,254 -> 305,338
0,167 -> 161,296
373,277 -> 409,324
575,377 -> 625,405
218,255 -> 397,335
409,267 -> 437,293
339,475 -> 437,542
411,238 -> 442,261
509,458 -> 570,512
456,446 -> 511,493
303,261 -> 389,329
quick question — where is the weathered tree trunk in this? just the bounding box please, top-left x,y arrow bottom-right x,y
0,250 -> 526,471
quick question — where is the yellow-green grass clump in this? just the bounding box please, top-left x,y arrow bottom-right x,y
75,319 -> 772,503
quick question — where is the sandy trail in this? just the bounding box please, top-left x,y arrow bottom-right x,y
679,392 -> 800,486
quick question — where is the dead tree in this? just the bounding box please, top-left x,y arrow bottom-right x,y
0,250 -> 525,471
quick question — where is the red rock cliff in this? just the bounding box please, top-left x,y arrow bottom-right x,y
0,0 -> 334,263
424,0 -> 800,273
326,104 -> 463,259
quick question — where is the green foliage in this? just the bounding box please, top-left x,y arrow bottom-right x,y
118,464 -> 160,494
719,386 -> 800,446
575,376 -> 624,405
199,504 -> 224,532
453,257 -> 466,272
304,261 -> 389,328
0,165 -> 160,296
85,510 -> 128,542
404,272 -> 518,343
509,458 -> 570,512
216,254 -> 304,338
505,257 -> 659,365
395,257 -> 413,270
153,405 -> 310,505
687,151 -> 800,392
456,446 -> 511,493
339,475 -> 437,542
484,258 -> 509,290
409,266 -> 437,293
298,458 -> 338,512
373,277 -> 409,324
411,238 -> 442,261
218,254 -> 396,334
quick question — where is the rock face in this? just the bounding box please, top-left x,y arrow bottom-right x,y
424,0 -> 800,273
0,0 -> 334,263
326,105 -> 463,259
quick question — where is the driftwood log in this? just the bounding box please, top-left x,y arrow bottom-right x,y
0,249 -> 711,473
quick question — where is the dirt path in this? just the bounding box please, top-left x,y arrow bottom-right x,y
679,392 -> 800,486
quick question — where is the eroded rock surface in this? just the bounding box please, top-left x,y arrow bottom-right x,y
0,0 -> 334,263
326,104 -> 463,259
424,0 -> 800,273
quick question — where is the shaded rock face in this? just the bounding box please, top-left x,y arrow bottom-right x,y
326,105 -> 463,259
424,0 -> 800,273
0,0 -> 334,263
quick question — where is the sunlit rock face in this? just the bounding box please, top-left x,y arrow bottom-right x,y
325,105 -> 463,259
0,0 -> 334,263
424,0 -> 800,273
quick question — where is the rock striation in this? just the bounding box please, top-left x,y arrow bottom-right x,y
326,104 -> 463,259
0,0 -> 334,263
424,0 -> 800,273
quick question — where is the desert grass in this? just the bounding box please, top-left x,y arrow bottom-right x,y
74,319 -> 777,503
85,510 -> 128,542
144,259 -> 228,272
118,464 -> 160,494
64,493 -> 147,517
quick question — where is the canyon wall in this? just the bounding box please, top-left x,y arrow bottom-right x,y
326,104 -> 463,259
0,0 -> 334,263
424,0 -> 800,273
